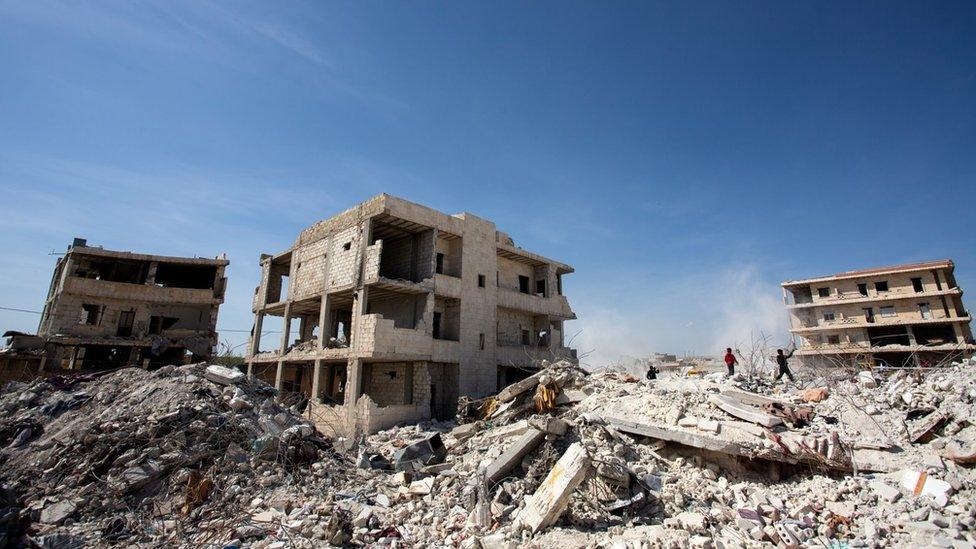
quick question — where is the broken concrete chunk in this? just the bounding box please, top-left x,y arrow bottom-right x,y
858,370 -> 878,388
495,372 -> 545,402
900,470 -> 953,507
514,442 -> 590,533
408,476 -> 434,495
204,365 -> 245,386
484,428 -> 546,484
697,419 -> 720,434
708,394 -> 783,428
39,499 -> 77,525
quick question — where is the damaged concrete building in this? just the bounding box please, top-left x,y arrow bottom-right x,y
782,260 -> 974,368
22,238 -> 229,372
245,194 -> 576,434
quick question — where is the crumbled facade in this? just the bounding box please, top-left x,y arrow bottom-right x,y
28,238 -> 229,372
782,260 -> 974,368
245,194 -> 576,434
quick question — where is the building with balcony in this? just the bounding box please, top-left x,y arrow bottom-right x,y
245,194 -> 576,435
22,238 -> 229,373
782,260 -> 974,369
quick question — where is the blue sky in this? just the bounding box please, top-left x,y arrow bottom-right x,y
1,1 -> 974,366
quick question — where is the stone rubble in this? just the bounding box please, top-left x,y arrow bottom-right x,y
2,357 -> 975,547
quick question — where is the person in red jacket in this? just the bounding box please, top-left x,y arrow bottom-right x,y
724,348 -> 737,375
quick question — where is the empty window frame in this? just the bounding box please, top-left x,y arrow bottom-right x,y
80,304 -> 101,325
817,287 -> 830,298
918,303 -> 932,319
822,310 -> 836,322
432,312 -> 442,340
518,275 -> 530,294
435,253 -> 445,275
880,305 -> 896,317
827,335 -> 841,345
875,281 -> 889,292
857,283 -> 868,297
478,274 -> 486,288
863,307 -> 875,323
117,310 -> 135,337
911,277 -> 924,293
536,279 -> 546,296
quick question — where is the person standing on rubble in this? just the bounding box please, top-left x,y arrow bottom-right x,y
774,345 -> 796,382
724,348 -> 737,375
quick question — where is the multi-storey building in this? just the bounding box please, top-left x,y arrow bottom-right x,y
33,238 -> 229,371
245,194 -> 576,434
782,260 -> 974,369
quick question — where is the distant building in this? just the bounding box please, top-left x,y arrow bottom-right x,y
782,260 -> 974,368
246,194 -> 576,434
25,238 -> 228,372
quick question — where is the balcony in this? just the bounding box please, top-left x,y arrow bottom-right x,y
355,314 -> 432,359
496,288 -> 575,319
63,277 -> 219,305
791,314 -> 971,333
788,287 -> 962,309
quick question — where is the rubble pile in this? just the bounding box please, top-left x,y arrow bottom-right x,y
341,359 -> 976,548
0,364 -> 351,548
2,358 -> 975,547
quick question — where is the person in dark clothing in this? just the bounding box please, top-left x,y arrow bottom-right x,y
646,365 -> 659,380
724,348 -> 737,375
775,347 -> 796,382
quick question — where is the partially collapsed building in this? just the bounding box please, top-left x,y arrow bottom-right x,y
15,238 -> 229,373
782,260 -> 974,368
245,194 -> 576,434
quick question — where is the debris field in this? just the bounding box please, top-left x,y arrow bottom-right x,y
2,359 -> 976,548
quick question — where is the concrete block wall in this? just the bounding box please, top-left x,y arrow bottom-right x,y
363,361 -> 409,406
434,236 -> 462,277
456,214 -> 499,398
326,225 -> 362,288
497,308 -> 536,346
364,242 -> 382,280
497,256 -> 534,294
291,237 -> 330,300
355,361 -> 432,432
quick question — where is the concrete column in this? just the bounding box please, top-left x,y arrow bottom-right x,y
248,312 -> 264,358
68,346 -> 78,370
279,302 -> 293,353
350,287 -> 369,349
275,360 -> 285,392
38,356 -> 47,374
146,261 -> 158,285
311,359 -> 324,403
345,357 -> 365,436
318,294 -> 332,349
429,228 -> 439,276
907,327 -> 918,346
247,361 -> 254,377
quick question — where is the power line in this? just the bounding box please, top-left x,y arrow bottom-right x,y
0,306 -> 42,314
